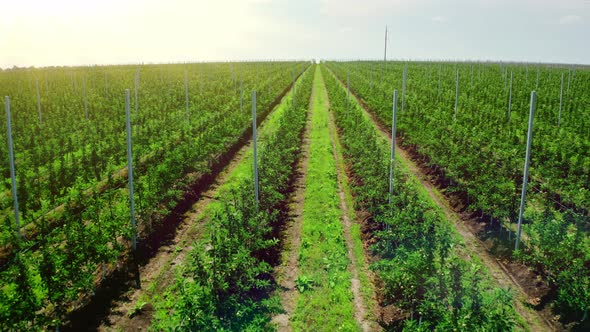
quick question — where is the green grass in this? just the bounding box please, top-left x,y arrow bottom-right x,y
290,65 -> 359,331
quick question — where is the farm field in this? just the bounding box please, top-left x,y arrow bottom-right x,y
325,61 -> 589,329
0,60 -> 588,332
0,61 -> 309,330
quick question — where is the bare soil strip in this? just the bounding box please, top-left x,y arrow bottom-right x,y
271,74 -> 315,332
325,67 -> 554,332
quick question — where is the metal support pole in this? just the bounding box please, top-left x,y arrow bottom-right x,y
454,69 -> 459,120
36,80 -> 42,125
558,73 -> 564,127
185,70 -> 189,122
386,90 -> 398,233
508,71 -> 513,122
125,90 -> 137,254
5,97 -> 21,239
401,64 -> 407,113
252,91 -> 259,204
515,91 -> 536,251
388,90 -> 398,205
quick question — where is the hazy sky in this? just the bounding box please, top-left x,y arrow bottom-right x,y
1,0 -> 589,68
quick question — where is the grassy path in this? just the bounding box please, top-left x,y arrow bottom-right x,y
326,73 -> 379,332
289,66 -> 375,331
324,65 -> 552,332
271,68 -> 314,331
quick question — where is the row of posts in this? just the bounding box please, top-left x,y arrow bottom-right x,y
30,67 -> 190,125
2,67 -> 275,285
29,62 -> 572,130
348,62 -> 539,251
2,65 -> 304,332
409,64 -> 563,126
0,61 -> 560,281
5,61 -> 302,240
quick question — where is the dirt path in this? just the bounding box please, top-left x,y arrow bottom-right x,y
323,76 -> 377,331
97,142 -> 251,331
271,78 -> 314,332
324,67 -> 554,331
281,67 -> 377,331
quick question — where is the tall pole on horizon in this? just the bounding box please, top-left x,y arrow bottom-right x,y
384,26 -> 388,62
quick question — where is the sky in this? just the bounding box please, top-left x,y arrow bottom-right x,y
0,0 -> 589,68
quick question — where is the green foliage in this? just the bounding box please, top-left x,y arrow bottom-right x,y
330,61 -> 590,218
0,252 -> 44,330
295,275 -> 315,293
326,60 -> 590,323
290,69 -> 359,331
0,62 -> 309,329
150,65 -> 315,330
520,209 -> 590,319
127,300 -> 148,318
321,64 -> 519,330
155,187 -> 277,331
